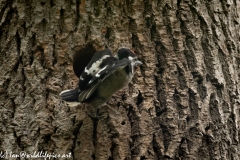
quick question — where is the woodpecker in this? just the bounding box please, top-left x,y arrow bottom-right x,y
60,47 -> 142,110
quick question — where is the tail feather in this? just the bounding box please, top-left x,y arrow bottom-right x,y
60,88 -> 79,103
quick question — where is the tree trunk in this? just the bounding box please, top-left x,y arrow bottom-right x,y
0,0 -> 239,159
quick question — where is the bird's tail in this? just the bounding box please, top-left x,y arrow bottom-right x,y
60,88 -> 80,106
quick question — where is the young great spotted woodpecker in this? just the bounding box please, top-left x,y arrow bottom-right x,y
59,47 -> 142,110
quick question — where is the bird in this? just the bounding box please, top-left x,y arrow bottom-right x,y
60,47 -> 142,116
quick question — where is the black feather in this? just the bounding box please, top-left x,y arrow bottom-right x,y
79,74 -> 93,91
117,48 -> 136,59
78,48 -> 117,91
78,59 -> 131,102
60,88 -> 79,102
85,48 -> 114,70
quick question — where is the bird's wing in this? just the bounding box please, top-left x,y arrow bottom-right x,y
78,48 -> 116,91
78,59 -> 132,101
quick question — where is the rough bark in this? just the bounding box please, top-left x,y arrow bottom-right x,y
0,0 -> 239,160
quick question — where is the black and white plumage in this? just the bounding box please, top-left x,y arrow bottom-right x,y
60,47 -> 142,108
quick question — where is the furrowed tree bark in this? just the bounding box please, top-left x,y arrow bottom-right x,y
0,0 -> 240,160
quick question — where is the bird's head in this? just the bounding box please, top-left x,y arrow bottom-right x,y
116,47 -> 142,66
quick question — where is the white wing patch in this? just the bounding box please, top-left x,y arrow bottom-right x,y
84,67 -> 90,75
87,55 -> 110,75
79,76 -> 84,80
95,65 -> 108,77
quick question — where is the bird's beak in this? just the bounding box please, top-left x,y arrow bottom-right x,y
135,60 -> 142,66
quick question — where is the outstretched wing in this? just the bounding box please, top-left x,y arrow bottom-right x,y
78,48 -> 117,91
78,59 -> 132,101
